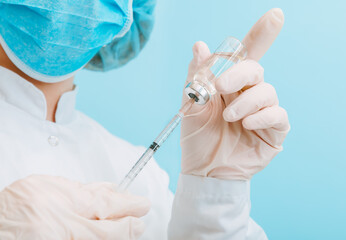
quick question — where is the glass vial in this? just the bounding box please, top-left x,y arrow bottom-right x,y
185,36 -> 247,105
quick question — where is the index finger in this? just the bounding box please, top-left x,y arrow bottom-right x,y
242,8 -> 285,61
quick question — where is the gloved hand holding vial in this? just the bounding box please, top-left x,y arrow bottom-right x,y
119,8 -> 290,190
180,9 -> 290,180
118,37 -> 248,191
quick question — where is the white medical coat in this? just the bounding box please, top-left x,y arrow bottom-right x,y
0,66 -> 267,240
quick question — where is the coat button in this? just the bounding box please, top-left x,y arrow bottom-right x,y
48,136 -> 59,146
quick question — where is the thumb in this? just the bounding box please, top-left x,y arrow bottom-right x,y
182,41 -> 211,108
187,41 -> 211,78
192,41 -> 211,65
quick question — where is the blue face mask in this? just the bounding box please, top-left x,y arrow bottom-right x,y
0,0 -> 155,83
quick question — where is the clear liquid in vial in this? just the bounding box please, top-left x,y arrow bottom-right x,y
193,52 -> 244,95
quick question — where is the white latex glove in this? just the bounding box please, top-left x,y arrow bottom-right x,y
0,175 -> 150,240
181,8 -> 290,180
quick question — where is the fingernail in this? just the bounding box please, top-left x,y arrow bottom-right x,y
193,41 -> 204,59
271,8 -> 284,23
225,108 -> 237,121
215,78 -> 225,92
242,118 -> 252,130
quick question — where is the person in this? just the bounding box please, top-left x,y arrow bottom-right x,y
0,0 -> 290,238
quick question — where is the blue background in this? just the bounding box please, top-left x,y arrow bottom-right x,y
75,0 -> 346,239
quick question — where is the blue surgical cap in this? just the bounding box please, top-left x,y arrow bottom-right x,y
86,0 -> 156,72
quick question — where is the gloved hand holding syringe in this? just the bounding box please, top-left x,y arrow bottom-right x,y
118,36 -> 247,192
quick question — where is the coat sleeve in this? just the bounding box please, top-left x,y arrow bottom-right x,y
168,174 -> 268,240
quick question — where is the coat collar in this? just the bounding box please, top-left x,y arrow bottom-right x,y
0,66 -> 78,124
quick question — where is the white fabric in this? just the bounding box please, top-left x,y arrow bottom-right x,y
169,175 -> 267,240
0,66 -> 267,239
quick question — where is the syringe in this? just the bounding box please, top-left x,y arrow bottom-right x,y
117,36 -> 247,192
118,98 -> 196,192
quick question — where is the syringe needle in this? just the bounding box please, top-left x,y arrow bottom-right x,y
117,99 -> 195,192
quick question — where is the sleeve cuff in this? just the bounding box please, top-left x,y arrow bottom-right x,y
176,174 -> 250,198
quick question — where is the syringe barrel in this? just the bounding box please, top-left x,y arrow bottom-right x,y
185,37 -> 247,105
118,147 -> 155,192
154,113 -> 182,146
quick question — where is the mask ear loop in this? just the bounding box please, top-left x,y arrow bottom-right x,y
111,0 -> 134,40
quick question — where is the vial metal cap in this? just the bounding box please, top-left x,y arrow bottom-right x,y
184,82 -> 210,105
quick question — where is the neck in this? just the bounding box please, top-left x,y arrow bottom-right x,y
0,46 -> 74,122
26,78 -> 74,122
